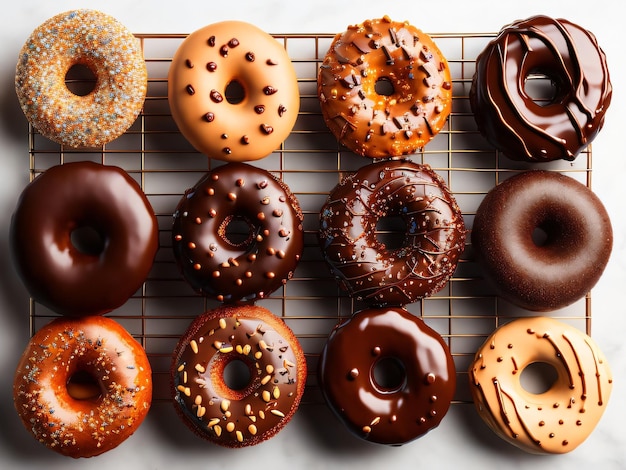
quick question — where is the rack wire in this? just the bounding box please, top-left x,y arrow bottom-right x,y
26,32 -> 592,405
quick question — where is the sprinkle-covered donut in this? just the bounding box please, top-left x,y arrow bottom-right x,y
471,170 -> 612,311
172,162 -> 304,302
470,15 -> 612,162
13,316 -> 152,458
15,10 -> 147,148
318,307 -> 456,445
469,316 -> 612,454
171,304 -> 307,447
10,161 -> 159,316
319,159 -> 465,305
318,16 -> 452,158
168,20 -> 300,162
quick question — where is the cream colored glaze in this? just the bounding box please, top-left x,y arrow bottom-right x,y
469,317 -> 612,454
168,21 -> 300,162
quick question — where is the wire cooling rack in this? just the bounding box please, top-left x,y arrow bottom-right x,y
26,32 -> 593,405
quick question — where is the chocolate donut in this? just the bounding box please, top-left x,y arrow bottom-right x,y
318,16 -> 452,158
171,304 -> 307,447
172,162 -> 304,302
471,170 -> 612,311
10,162 -> 159,316
470,15 -> 612,162
319,159 -> 465,305
318,307 -> 456,445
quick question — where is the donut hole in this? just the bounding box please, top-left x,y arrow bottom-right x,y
65,63 -> 98,97
524,72 -> 558,107
222,358 -> 253,391
375,216 -> 407,250
374,77 -> 395,97
225,80 -> 246,104
220,215 -> 255,248
531,216 -> 578,253
67,370 -> 103,401
71,225 -> 107,256
520,362 -> 559,394
372,356 -> 407,392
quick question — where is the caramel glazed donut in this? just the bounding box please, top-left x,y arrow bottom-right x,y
318,16 -> 452,158
318,307 -> 456,445
471,170 -> 612,312
319,159 -> 465,305
469,317 -> 612,454
13,316 -> 152,458
10,161 -> 159,317
15,9 -> 147,148
470,15 -> 612,162
171,304 -> 307,447
168,21 -> 300,162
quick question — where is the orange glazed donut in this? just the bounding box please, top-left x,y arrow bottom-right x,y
15,10 -> 147,148
13,316 -> 152,458
469,317 -> 613,454
168,21 -> 300,162
318,16 -> 452,158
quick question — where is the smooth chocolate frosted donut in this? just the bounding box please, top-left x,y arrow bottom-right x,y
172,162 -> 304,302
470,15 -> 612,162
318,307 -> 455,445
10,162 -> 159,316
319,159 -> 465,305
471,170 -> 612,311
171,304 -> 307,447
13,316 -> 152,458
469,316 -> 612,454
168,20 -> 300,161
318,16 -> 452,158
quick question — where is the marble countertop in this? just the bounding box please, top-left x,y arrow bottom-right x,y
0,1 -> 624,469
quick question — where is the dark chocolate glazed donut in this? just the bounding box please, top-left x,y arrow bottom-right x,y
318,307 -> 456,445
470,15 -> 612,162
172,162 -> 304,302
10,162 -> 159,316
319,159 -> 465,305
471,170 -> 612,311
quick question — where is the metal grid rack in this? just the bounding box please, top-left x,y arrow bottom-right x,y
26,32 -> 593,405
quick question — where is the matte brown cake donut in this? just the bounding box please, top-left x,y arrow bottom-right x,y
471,170 -> 612,311
470,15 -> 612,162
171,304 -> 307,447
318,307 -> 456,445
172,162 -> 304,302
318,16 -> 452,158
13,316 -> 152,458
10,161 -> 159,316
319,159 -> 465,305
469,316 -> 612,454
168,20 -> 300,161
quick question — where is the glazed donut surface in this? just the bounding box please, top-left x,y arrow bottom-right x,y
13,316 -> 152,458
15,9 -> 147,148
469,316 -> 612,454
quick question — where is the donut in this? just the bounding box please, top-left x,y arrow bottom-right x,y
13,316 -> 152,458
10,161 -> 159,316
172,162 -> 304,302
469,316 -> 612,454
171,304 -> 307,447
471,170 -> 612,311
168,20 -> 300,162
15,9 -> 147,148
469,15 -> 612,162
319,159 -> 465,305
318,16 -> 452,158
318,307 -> 455,445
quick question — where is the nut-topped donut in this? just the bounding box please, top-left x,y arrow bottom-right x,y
172,162 -> 304,302
319,159 -> 465,305
469,316 -> 613,454
470,15 -> 612,162
168,20 -> 300,161
318,16 -> 452,158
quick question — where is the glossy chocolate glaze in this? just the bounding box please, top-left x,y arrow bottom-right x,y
319,159 -> 465,305
171,304 -> 306,447
471,170 -> 612,311
318,16 -> 452,158
172,162 -> 303,302
318,307 -> 455,445
10,162 -> 159,316
470,15 -> 612,162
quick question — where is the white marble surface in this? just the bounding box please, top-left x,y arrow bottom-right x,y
1,1 -> 624,468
